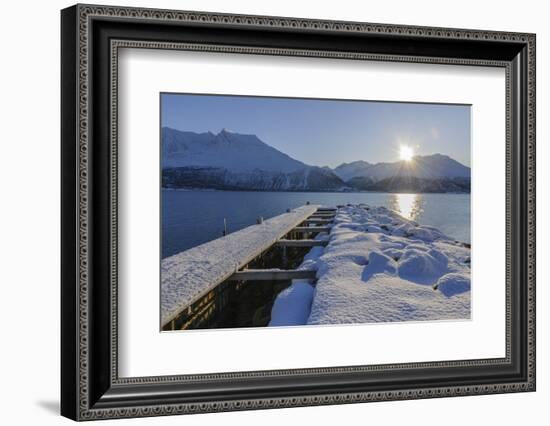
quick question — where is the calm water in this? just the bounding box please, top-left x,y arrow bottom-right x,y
162,190 -> 470,258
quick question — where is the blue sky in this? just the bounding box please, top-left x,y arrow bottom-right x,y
161,93 -> 471,168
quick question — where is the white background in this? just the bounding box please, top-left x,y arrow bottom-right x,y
119,49 -> 505,377
0,0 -> 547,425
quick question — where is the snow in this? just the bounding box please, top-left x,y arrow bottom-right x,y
434,272 -> 471,297
162,127 -> 307,173
161,204 -> 319,326
397,246 -> 448,284
270,204 -> 471,326
268,281 -> 315,326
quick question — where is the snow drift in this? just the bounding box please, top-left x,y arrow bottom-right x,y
269,204 -> 471,326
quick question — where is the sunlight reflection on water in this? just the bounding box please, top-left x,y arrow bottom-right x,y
389,193 -> 424,221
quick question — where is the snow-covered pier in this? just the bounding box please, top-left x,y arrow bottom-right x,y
161,204 -> 335,329
162,203 -> 471,331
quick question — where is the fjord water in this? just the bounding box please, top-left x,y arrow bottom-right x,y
162,190 -> 470,259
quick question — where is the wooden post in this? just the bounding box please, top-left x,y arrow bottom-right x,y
223,218 -> 227,236
275,239 -> 328,248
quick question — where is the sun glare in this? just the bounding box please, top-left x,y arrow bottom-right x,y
399,145 -> 414,162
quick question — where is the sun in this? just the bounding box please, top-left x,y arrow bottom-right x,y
399,145 -> 414,162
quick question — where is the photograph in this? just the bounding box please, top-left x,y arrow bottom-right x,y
160,93 -> 472,331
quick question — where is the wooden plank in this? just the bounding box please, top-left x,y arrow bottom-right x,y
294,226 -> 331,232
303,218 -> 333,225
228,269 -> 317,281
161,205 -> 320,326
274,239 -> 328,248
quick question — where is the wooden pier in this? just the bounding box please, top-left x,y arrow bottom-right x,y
161,205 -> 336,330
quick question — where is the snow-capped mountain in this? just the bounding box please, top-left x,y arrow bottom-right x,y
162,128 -> 345,191
162,127 -> 470,193
333,160 -> 373,181
163,127 -> 306,173
334,154 -> 470,182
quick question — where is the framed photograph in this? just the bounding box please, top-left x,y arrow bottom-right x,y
61,4 -> 536,421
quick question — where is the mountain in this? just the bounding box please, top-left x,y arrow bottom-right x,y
162,128 -> 346,191
333,161 -> 372,181
334,154 -> 470,182
163,127 -> 306,173
162,127 -> 470,193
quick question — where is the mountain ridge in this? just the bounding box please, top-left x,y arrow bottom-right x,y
333,153 -> 470,182
162,128 -> 470,193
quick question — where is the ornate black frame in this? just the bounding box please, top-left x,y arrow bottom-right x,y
61,4 -> 536,421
